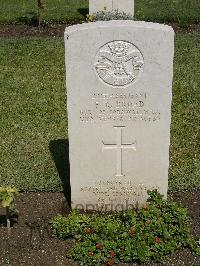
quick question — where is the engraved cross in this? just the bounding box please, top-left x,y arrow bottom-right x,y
102,126 -> 137,177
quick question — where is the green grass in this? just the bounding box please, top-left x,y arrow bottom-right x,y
169,33 -> 200,191
0,38 -> 66,191
0,0 -> 199,25
0,0 -> 89,24
135,0 -> 200,26
0,33 -> 199,192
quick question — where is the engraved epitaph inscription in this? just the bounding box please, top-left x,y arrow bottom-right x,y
95,41 -> 144,87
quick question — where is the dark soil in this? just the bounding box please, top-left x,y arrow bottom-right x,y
0,24 -> 68,38
0,191 -> 199,266
0,23 -> 199,38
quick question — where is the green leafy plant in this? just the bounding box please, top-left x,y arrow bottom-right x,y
50,190 -> 199,265
0,187 -> 19,231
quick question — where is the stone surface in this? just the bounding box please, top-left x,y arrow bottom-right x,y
89,0 -> 134,15
65,21 -> 174,211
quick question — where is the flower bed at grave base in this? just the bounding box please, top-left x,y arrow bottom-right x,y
50,190 -> 200,265
0,191 -> 199,265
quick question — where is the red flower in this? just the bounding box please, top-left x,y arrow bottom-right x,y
86,227 -> 93,234
88,251 -> 94,257
96,242 -> 102,250
130,227 -> 134,236
143,203 -> 148,210
107,259 -> 114,266
155,237 -> 161,243
110,250 -> 116,258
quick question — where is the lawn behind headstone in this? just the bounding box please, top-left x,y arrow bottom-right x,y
0,0 -> 199,26
0,33 -> 199,192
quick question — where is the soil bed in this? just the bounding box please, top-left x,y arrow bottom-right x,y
0,23 -> 199,38
0,191 -> 199,266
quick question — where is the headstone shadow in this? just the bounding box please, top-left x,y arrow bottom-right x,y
49,139 -> 71,209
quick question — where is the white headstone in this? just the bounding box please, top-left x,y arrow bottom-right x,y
89,0 -> 134,15
65,21 -> 174,211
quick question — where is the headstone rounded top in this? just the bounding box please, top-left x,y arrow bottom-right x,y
64,21 -> 174,36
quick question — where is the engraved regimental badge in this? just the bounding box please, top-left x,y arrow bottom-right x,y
95,41 -> 144,87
